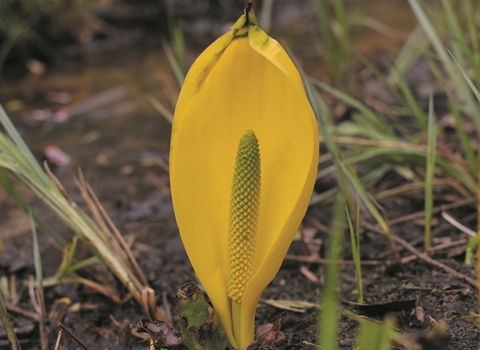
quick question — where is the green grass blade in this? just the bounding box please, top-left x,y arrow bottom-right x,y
441,0 -> 480,82
0,105 -> 53,189
424,95 -> 436,253
146,94 -> 173,124
356,315 -> 396,350
162,39 -> 185,87
29,208 -> 48,350
318,192 -> 346,350
337,160 -> 392,239
0,104 -> 165,318
464,0 -> 479,61
466,235 -> 477,265
449,49 -> 480,104
391,68 -> 427,130
313,0 -> 336,76
350,16 -> 402,40
67,256 -> 100,275
445,98 -> 476,172
426,57 -> 477,172
307,89 -> 394,245
310,187 -> 338,206
314,100 -> 397,253
0,167 -> 65,246
30,209 -> 43,287
312,0 -> 353,86
260,0 -> 274,33
389,24 -> 428,81
407,0 -> 480,135
173,25 -> 186,75
311,79 -> 393,135
0,290 -> 21,350
346,204 -> 363,303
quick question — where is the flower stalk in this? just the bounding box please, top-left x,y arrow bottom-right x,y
227,130 -> 261,344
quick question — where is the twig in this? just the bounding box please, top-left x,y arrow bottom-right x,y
5,303 -> 40,322
141,287 -> 154,319
28,276 -> 41,314
260,299 -> 306,313
84,178 -> 149,287
43,276 -> 121,303
74,170 -> 167,320
82,177 -> 166,320
310,219 -> 331,234
43,161 -> 76,207
65,86 -> 127,118
54,330 -> 63,350
429,238 -> 468,253
36,289 -> 48,350
441,211 -> 476,237
303,341 -> 321,348
285,254 -> 389,265
9,275 -> 17,306
57,322 -> 92,350
300,265 -> 320,283
362,221 -> 479,289
367,192 -> 399,262
76,170 -> 117,248
388,197 -> 476,226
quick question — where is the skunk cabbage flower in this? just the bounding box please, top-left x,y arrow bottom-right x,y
170,8 -> 319,350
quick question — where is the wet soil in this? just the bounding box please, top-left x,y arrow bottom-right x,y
2,157 -> 480,349
1,1 -> 480,349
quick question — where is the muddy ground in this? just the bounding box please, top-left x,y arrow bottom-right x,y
1,0 -> 480,349
1,120 -> 479,349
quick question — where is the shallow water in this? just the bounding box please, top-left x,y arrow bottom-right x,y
0,0 -> 415,152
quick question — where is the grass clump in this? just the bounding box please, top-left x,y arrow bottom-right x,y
0,104 -> 167,321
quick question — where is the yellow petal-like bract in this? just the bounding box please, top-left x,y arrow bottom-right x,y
170,9 -> 319,350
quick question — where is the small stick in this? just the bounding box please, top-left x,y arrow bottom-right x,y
362,221 -> 479,289
44,161 -> 76,207
5,303 -> 40,322
285,254 -> 389,265
36,290 -> 48,350
260,299 -> 307,313
57,322 -> 92,350
310,219 -> 331,234
388,197 -> 476,226
54,330 -> 63,350
429,238 -> 468,253
303,341 -> 321,348
85,180 -> 149,288
28,276 -> 41,314
368,192 -> 399,262
442,211 -> 476,237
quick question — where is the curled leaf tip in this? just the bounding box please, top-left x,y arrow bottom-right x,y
227,130 -> 261,303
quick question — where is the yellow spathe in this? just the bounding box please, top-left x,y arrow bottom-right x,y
170,10 -> 319,350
